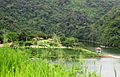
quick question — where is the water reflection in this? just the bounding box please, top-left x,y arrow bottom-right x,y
86,47 -> 120,56
85,58 -> 120,77
50,58 -> 120,77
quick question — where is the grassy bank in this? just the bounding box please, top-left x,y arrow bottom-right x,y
0,47 -> 99,77
28,47 -> 98,60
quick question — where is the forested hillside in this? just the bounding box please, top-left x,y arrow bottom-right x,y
91,6 -> 120,47
0,0 -> 120,47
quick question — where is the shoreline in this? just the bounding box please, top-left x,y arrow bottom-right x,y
1,44 -> 120,59
99,55 -> 120,59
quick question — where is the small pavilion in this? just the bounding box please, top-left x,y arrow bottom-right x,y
96,47 -> 101,54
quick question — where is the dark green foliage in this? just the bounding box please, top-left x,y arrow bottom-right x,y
0,31 -> 3,43
93,6 -> 120,47
0,0 -> 119,33
37,32 -> 48,39
61,37 -> 78,47
0,0 -> 120,47
24,41 -> 33,46
4,32 -> 19,42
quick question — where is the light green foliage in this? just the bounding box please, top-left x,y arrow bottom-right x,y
36,33 -> 61,47
51,33 -> 61,47
0,48 -> 98,77
37,40 -> 50,47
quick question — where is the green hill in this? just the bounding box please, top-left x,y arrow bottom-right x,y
0,0 -> 120,47
91,6 -> 120,47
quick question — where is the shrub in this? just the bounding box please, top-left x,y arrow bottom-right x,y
24,41 -> 33,46
62,37 -> 78,47
4,32 -> 18,42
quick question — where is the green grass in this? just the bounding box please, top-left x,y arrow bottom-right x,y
29,48 -> 98,60
0,47 -> 99,77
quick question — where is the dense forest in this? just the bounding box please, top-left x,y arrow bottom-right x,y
0,0 -> 120,47
91,6 -> 120,47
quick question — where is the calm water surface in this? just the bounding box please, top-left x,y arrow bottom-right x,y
50,58 -> 120,77
50,48 -> 120,77
85,58 -> 120,77
31,47 -> 120,77
86,47 -> 120,56
84,47 -> 120,77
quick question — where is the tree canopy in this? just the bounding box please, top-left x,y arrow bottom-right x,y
0,0 -> 120,47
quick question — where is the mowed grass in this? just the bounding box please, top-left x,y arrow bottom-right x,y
0,47 -> 98,77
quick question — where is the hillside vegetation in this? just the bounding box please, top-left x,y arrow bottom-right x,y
0,0 -> 120,47
92,6 -> 120,47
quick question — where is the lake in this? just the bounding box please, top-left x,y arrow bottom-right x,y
85,58 -> 120,77
84,47 -> 120,77
50,58 -> 120,77
86,46 -> 120,55
49,47 -> 120,77
30,47 -> 120,77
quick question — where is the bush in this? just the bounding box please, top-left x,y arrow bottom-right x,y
4,32 -> 18,42
62,37 -> 78,47
37,40 -> 49,46
37,32 -> 48,39
24,41 -> 33,46
0,36 -> 3,44
18,41 -> 33,46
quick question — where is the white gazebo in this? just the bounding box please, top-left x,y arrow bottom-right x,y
96,47 -> 101,54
